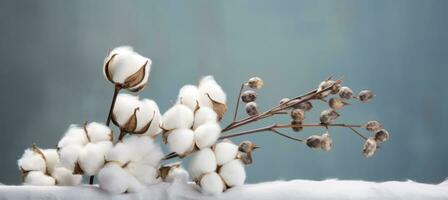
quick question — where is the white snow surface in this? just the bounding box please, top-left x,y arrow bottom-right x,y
1,179 -> 447,200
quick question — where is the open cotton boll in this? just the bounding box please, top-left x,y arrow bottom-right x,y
165,166 -> 189,183
200,172 -> 225,195
219,159 -> 246,187
177,85 -> 200,111
161,104 -> 194,131
98,163 -> 131,195
125,162 -> 159,185
51,167 -> 82,186
167,128 -> 195,156
58,144 -> 83,171
57,125 -> 88,148
113,93 -> 139,128
23,171 -> 55,186
120,135 -> 163,165
78,141 -> 113,175
193,107 -> 218,129
198,76 -> 227,105
41,149 -> 59,174
142,102 -> 162,137
85,122 -> 112,143
135,99 -> 161,133
104,142 -> 132,166
194,123 -> 221,149
18,149 -> 46,172
214,141 -> 239,166
189,148 -> 217,179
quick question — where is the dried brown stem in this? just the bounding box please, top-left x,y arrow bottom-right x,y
106,85 -> 121,126
233,83 -> 245,121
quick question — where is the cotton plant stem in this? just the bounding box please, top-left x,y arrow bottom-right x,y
89,176 -> 94,185
106,85 -> 121,126
232,83 -> 246,121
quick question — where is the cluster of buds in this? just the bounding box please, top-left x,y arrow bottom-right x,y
242,77 -> 263,116
305,132 -> 333,151
362,121 -> 390,157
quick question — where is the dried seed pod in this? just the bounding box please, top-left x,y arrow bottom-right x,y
317,80 -> 336,98
330,83 -> 341,94
329,98 -> 350,110
292,101 -> 313,111
358,90 -> 374,103
247,77 -> 263,89
306,135 -> 322,149
319,109 -> 340,124
290,109 -> 305,121
239,153 -> 253,165
245,102 -> 258,116
279,98 -> 290,106
374,129 -> 389,142
241,90 -> 257,103
238,141 -> 259,153
339,86 -> 353,99
320,132 -> 333,151
363,137 -> 377,157
291,120 -> 303,132
364,121 -> 382,132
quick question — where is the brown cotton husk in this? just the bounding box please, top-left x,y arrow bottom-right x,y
104,54 -> 118,84
207,94 -> 227,120
123,61 -> 148,89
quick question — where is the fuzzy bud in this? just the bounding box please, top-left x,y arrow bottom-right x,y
320,132 -> 333,151
291,120 -> 303,132
329,98 -> 350,110
292,100 -> 313,112
319,109 -> 340,124
358,90 -> 374,103
247,77 -> 263,89
339,86 -> 353,99
306,135 -> 322,149
238,141 -> 259,153
317,80 -> 336,98
363,137 -> 377,157
374,129 -> 389,142
245,102 -> 258,116
241,90 -> 257,103
364,121 -> 382,132
290,109 -> 305,121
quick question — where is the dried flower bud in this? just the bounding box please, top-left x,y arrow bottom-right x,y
329,98 -> 350,110
319,109 -> 340,124
358,90 -> 374,103
374,129 -> 389,142
238,141 -> 259,153
290,109 -> 305,121
245,102 -> 258,116
247,77 -> 263,89
317,80 -> 336,98
306,135 -> 322,149
239,153 -> 253,165
339,86 -> 353,99
292,100 -> 313,111
320,132 -> 333,151
364,121 -> 382,132
291,120 -> 303,132
363,137 -> 377,157
241,90 -> 257,103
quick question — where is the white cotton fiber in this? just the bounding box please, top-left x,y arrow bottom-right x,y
23,171 -> 55,186
165,166 -> 189,183
125,162 -> 158,185
219,159 -> 246,187
143,101 -> 162,137
18,149 -> 46,172
103,46 -> 150,84
161,104 -> 194,131
194,123 -> 221,149
58,144 -> 83,171
198,76 -> 227,106
41,149 -> 60,174
177,85 -> 201,111
98,163 -> 130,194
135,99 -> 160,132
57,125 -> 88,148
78,141 -> 112,175
113,93 -> 140,128
167,128 -> 195,156
126,175 -> 145,193
214,141 -> 239,166
105,140 -> 132,166
200,172 -> 225,195
189,148 -> 217,179
85,122 -> 112,143
193,107 -> 218,129
51,167 -> 82,186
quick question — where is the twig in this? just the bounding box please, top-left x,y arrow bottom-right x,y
270,129 -> 303,142
233,83 -> 245,121
106,85 -> 121,126
348,127 -> 368,140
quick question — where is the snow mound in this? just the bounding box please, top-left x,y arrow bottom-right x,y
1,179 -> 447,200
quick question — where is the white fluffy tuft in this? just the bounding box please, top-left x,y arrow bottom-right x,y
85,122 -> 112,143
193,107 -> 218,129
219,159 -> 246,187
161,104 -> 194,131
78,141 -> 113,175
214,141 -> 239,166
189,148 -> 217,179
165,166 -> 189,183
198,76 -> 227,107
98,163 -> 130,194
200,172 -> 225,195
23,171 -> 55,186
194,123 -> 221,149
51,167 -> 82,186
167,129 -> 195,156
17,149 -> 46,173
177,85 -> 200,111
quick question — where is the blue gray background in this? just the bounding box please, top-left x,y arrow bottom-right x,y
1,0 -> 447,185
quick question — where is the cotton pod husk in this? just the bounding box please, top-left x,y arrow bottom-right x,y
194,123 -> 221,149
213,140 -> 239,166
177,85 -> 201,111
159,164 -> 189,183
161,104 -> 194,131
219,159 -> 246,187
167,128 -> 195,156
198,76 -> 227,120
200,172 -> 225,195
103,46 -> 152,92
189,148 -> 217,179
193,107 -> 218,129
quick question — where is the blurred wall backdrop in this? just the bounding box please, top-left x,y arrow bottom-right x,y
0,0 -> 447,185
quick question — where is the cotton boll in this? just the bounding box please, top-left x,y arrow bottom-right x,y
113,93 -> 139,128
200,172 -> 225,195
58,144 -> 83,171
18,149 -> 46,172
57,125 -> 88,148
135,99 -> 160,133
85,122 -> 112,143
78,141 -> 112,175
143,102 -> 162,137
125,162 -> 158,185
189,148 -> 217,179
194,123 -> 221,149
161,104 -> 194,131
198,76 -> 227,106
167,129 -> 195,156
177,85 -> 200,111
23,171 -> 55,186
41,149 -> 60,174
105,142 -> 132,166
219,159 -> 246,187
165,166 -> 189,183
126,175 -> 145,193
51,167 -> 82,186
193,107 -> 218,129
214,141 -> 238,166
98,163 -> 130,194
